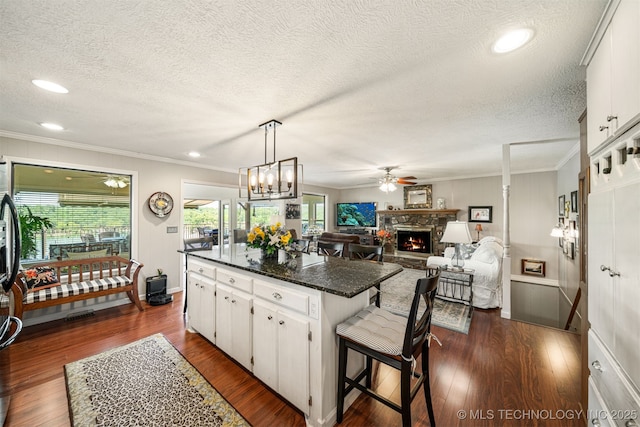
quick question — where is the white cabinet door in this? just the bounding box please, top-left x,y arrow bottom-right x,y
588,190 -> 615,348
231,290 -> 253,370
252,300 -> 278,390
277,310 -> 309,414
610,0 -> 640,132
216,284 -> 252,370
187,272 -> 216,344
215,285 -> 233,355
613,182 -> 640,387
587,27 -> 613,152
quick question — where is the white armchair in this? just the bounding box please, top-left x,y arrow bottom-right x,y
427,236 -> 504,308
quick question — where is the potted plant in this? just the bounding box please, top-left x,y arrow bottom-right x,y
18,207 -> 53,259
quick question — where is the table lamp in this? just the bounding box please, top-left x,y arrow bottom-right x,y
441,221 -> 472,270
475,223 -> 483,241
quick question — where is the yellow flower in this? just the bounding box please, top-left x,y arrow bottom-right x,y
280,232 -> 291,245
270,224 -> 278,234
247,232 -> 256,243
256,228 -> 265,239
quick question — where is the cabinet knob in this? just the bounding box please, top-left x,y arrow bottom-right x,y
224,296 -> 229,301
279,320 -> 285,325
599,125 -> 609,132
591,360 -> 603,372
608,270 -> 620,277
229,278 -> 235,284
625,420 -> 638,427
267,315 -> 273,320
231,299 -> 236,304
600,265 -> 610,272
198,268 -> 204,273
606,115 -> 618,122
272,292 -> 282,300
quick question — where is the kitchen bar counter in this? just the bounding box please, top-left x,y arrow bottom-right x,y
180,244 -> 403,298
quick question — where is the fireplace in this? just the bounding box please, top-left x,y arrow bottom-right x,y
395,227 -> 433,256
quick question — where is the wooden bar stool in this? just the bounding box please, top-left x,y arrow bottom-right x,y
336,273 -> 439,426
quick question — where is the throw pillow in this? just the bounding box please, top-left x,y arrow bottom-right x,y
459,243 -> 478,259
24,266 -> 59,290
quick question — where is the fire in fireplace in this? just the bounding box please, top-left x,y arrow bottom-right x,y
395,227 -> 433,255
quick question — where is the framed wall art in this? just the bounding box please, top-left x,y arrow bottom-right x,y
522,259 -> 546,277
570,190 -> 578,213
403,185 -> 432,209
285,203 -> 301,219
558,195 -> 565,216
468,206 -> 492,223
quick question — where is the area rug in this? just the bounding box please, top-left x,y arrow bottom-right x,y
64,334 -> 250,426
380,268 -> 472,334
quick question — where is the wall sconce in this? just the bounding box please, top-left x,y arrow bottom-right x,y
239,120 -> 303,201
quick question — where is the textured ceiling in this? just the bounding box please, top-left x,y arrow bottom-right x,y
0,0 -> 607,189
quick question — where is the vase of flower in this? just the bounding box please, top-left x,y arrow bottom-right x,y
246,222 -> 293,262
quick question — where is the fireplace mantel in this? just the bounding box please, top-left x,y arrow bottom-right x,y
376,209 -> 460,215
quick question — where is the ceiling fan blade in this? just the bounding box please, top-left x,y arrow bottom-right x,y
397,179 -> 417,185
399,176 -> 416,180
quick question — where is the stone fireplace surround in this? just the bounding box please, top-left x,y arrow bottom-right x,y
377,208 -> 460,268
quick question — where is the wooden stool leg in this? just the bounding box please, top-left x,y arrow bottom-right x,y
336,338 -> 348,423
422,342 -> 436,426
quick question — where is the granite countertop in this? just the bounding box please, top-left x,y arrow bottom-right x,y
180,245 -> 403,298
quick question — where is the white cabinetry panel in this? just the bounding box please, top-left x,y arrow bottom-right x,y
187,272 -> 216,344
216,284 -> 252,370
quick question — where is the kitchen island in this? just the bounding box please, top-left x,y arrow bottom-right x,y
181,245 -> 403,427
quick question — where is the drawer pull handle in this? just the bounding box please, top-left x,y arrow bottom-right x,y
279,320 -> 285,325
608,270 -> 620,277
599,125 -> 608,132
198,268 -> 204,273
626,420 -> 638,427
224,296 -> 229,301
600,265 -> 609,272
231,299 -> 236,304
229,278 -> 235,284
272,292 -> 282,300
591,360 -> 602,372
267,315 -> 273,320
592,419 -> 601,426
606,115 -> 618,122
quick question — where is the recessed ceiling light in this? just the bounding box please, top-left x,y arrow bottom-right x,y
39,122 -> 64,131
492,28 -> 534,53
43,169 -> 54,174
188,151 -> 201,158
32,79 -> 69,94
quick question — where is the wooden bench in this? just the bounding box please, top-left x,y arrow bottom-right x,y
10,256 -> 144,321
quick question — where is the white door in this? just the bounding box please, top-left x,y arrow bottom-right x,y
277,310 -> 309,414
198,277 -> 216,344
215,284 -> 233,356
230,290 -> 253,370
588,190 -> 615,347
252,300 -> 278,389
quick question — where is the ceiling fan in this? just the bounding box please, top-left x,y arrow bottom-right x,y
378,167 -> 417,193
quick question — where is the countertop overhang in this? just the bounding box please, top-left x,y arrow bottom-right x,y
180,245 -> 403,298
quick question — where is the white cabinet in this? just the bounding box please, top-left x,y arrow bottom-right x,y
216,283 -> 253,370
253,298 -> 310,415
587,0 -> 640,153
187,272 -> 216,344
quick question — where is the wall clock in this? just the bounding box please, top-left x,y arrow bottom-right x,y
148,191 -> 174,217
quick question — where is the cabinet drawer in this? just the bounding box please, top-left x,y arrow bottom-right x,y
217,268 -> 253,293
189,258 -> 215,279
589,330 -> 640,426
254,280 -> 309,316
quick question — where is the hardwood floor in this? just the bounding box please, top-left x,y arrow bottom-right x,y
6,293 -> 582,426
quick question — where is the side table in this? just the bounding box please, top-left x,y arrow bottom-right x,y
431,266 -> 474,317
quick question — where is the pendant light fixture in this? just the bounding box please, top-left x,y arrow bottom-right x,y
239,120 -> 302,201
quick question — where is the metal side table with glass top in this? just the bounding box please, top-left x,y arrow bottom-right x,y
431,266 -> 475,317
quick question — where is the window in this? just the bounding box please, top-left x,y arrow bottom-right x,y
249,203 -> 281,228
302,194 -> 325,235
12,164 -> 132,261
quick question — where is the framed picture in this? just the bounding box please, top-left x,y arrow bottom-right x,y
403,185 -> 432,209
522,259 -> 546,277
468,206 -> 492,223
569,242 -> 575,260
558,195 -> 565,216
285,203 -> 300,219
570,190 -> 578,213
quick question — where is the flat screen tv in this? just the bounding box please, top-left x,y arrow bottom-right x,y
336,202 -> 377,227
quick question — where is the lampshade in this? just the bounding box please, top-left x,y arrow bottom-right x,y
550,225 -> 564,237
475,224 -> 483,232
441,221 -> 472,244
